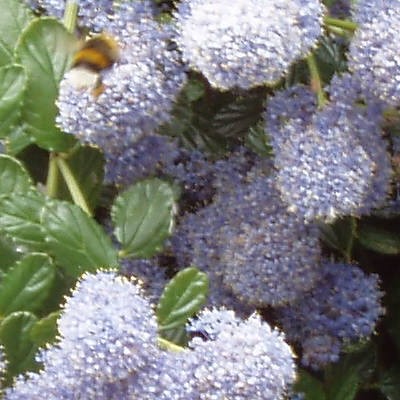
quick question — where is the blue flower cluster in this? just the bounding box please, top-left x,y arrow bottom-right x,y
349,0 -> 400,106
5,272 -> 296,399
56,1 -> 186,185
175,0 -> 325,90
277,262 -> 385,369
27,0 -> 156,32
171,150 -> 322,307
265,74 -> 392,222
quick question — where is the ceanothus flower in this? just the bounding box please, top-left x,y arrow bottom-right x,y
5,271 -> 159,399
277,262 -> 385,369
175,0 -> 324,90
172,151 -> 321,307
57,7 -> 186,185
33,0 -> 156,33
185,312 -> 296,399
5,271 -> 298,399
220,172 -> 321,307
265,75 -> 391,222
349,0 -> 400,106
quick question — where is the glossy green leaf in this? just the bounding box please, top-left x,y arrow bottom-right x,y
15,18 -> 76,151
56,146 -> 104,210
0,253 -> 55,315
0,190 -> 46,251
246,123 -> 273,157
0,64 -> 27,137
5,125 -> 33,155
0,154 -> 33,195
357,223 -> 400,255
324,345 -> 375,400
112,178 -> 177,258
0,236 -> 20,273
0,311 -> 38,377
211,90 -> 266,139
293,370 -> 326,400
157,267 -> 208,331
41,200 -> 118,277
0,0 -> 33,65
30,311 -> 60,347
320,217 -> 357,259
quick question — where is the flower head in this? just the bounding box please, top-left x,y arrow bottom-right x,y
175,0 -> 324,89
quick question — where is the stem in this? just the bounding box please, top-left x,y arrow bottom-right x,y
344,217 -> 357,263
306,54 -> 327,108
63,0 -> 79,33
56,155 -> 92,216
157,337 -> 184,352
325,25 -> 350,37
324,16 -> 357,33
46,153 -> 60,198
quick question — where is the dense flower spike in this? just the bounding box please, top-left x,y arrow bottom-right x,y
265,75 -> 392,222
220,174 -> 321,306
172,152 -> 321,307
186,312 -> 296,399
349,0 -> 400,106
6,271 -> 159,399
32,0 -> 156,33
277,262 -> 385,369
6,275 -> 297,399
57,6 -> 186,185
175,0 -> 324,90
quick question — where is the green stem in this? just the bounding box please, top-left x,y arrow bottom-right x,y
157,337 -> 184,352
325,25 -> 350,37
324,16 -> 357,33
46,153 -> 60,198
306,54 -> 327,108
63,0 -> 79,33
56,155 -> 92,216
344,217 -> 357,263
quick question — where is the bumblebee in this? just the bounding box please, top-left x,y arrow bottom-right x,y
67,33 -> 119,97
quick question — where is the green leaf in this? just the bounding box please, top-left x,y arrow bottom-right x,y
379,367 -> 400,400
0,190 -> 46,251
0,0 -> 33,66
211,90 -> 266,139
0,64 -> 27,137
5,125 -> 33,155
15,18 -> 77,151
157,267 -> 208,332
357,222 -> 400,255
0,154 -> 33,195
293,370 -> 326,400
0,311 -> 38,377
324,345 -> 376,400
56,146 -> 104,210
320,217 -> 357,259
183,78 -> 206,102
325,372 -> 359,400
41,200 -> 118,277
0,236 -> 20,274
0,253 -> 55,315
246,123 -> 273,157
112,178 -> 177,258
30,311 -> 60,347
